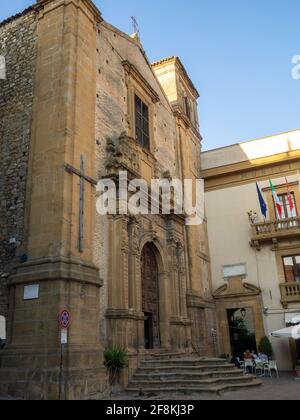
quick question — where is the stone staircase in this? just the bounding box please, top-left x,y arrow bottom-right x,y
127,353 -> 262,396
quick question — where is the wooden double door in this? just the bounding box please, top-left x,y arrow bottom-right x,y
141,244 -> 161,349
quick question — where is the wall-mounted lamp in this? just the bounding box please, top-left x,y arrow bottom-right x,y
240,308 -> 247,319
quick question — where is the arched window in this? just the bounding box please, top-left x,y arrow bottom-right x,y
0,315 -> 6,341
0,55 -> 6,80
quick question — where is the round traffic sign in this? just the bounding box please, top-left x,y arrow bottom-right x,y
59,310 -> 70,329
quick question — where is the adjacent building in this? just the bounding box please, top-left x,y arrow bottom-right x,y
203,129 -> 300,371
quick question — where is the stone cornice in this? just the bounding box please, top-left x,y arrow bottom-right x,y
10,257 -> 102,287
122,60 -> 160,103
186,292 -> 215,309
152,56 -> 200,99
37,0 -> 103,24
106,309 -> 145,321
213,281 -> 261,300
203,158 -> 300,192
0,0 -> 104,28
174,107 -> 202,141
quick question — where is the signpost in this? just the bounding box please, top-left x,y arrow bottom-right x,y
59,310 -> 70,400
59,309 -> 71,331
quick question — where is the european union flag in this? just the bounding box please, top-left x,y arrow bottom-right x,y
256,183 -> 268,218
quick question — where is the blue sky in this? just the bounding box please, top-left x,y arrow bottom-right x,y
1,0 -> 299,150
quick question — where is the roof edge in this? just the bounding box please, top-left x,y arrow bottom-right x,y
202,128 -> 300,154
152,56 -> 200,98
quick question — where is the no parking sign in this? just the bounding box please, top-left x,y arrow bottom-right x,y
59,309 -> 71,330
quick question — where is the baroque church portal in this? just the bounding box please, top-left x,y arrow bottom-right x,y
0,0 -> 218,399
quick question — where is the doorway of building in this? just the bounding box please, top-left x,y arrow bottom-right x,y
141,243 -> 161,349
0,315 -> 6,349
227,308 -> 257,358
296,339 -> 300,363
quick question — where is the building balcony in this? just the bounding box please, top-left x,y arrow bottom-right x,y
280,282 -> 300,307
250,217 -> 300,249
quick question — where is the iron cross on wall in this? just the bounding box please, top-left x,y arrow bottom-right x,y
65,156 -> 97,253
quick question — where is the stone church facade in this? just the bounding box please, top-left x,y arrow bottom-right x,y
0,0 -> 217,400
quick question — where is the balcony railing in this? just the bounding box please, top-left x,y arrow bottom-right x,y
280,282 -> 300,307
250,217 -> 300,248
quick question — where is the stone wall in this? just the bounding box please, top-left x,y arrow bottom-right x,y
0,10 -> 37,318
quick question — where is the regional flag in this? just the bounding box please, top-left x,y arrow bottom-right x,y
285,177 -> 294,212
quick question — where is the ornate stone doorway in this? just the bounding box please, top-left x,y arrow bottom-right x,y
213,277 -> 265,357
141,243 -> 161,349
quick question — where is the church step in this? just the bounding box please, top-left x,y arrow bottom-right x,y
129,375 -> 254,387
141,358 -> 228,365
127,353 -> 262,396
126,379 -> 263,395
143,352 -> 190,359
138,364 -> 236,373
132,369 -> 243,381
140,360 -> 234,368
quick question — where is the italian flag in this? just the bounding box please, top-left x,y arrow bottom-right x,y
270,180 -> 283,218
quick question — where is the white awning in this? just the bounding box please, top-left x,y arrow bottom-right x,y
270,325 -> 300,340
285,313 -> 300,325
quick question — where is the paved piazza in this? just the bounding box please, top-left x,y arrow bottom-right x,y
105,373 -> 300,401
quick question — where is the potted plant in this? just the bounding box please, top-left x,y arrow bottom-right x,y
258,336 -> 273,360
104,346 -> 128,392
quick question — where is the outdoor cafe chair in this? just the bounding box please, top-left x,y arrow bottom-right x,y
265,360 -> 279,378
255,360 -> 266,377
244,359 -> 255,375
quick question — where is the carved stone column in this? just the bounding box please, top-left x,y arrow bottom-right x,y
158,271 -> 171,349
128,217 -> 141,310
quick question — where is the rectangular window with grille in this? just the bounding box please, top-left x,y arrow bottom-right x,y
135,95 -> 150,150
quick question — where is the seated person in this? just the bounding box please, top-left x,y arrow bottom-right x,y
244,349 -> 255,373
258,352 -> 269,363
244,349 -> 253,360
230,356 -> 241,369
251,351 -> 259,361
